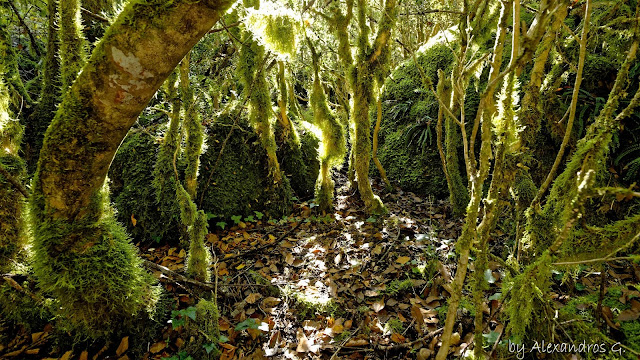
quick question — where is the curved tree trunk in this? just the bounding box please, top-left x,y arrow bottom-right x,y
31,0 -> 234,336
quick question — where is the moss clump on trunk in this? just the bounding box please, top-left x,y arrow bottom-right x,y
0,9 -> 27,272
30,181 -> 160,337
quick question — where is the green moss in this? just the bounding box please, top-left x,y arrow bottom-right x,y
59,0 -> 88,90
109,128 -> 182,243
283,285 -> 341,319
29,185 -> 160,337
0,282 -> 52,331
198,110 -> 293,220
0,17 -> 27,272
378,42 -> 465,199
245,4 -> 300,58
375,130 -> 448,197
276,123 -> 320,199
183,298 -> 222,358
384,278 -> 414,296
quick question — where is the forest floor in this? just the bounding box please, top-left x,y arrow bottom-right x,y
1,177 -> 640,360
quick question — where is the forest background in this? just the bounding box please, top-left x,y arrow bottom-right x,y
1,0 -> 640,359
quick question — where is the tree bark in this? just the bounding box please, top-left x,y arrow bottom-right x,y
31,0 -> 235,335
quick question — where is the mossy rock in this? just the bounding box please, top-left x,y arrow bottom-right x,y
376,41 -> 480,197
275,122 -> 320,200
109,114 -> 300,242
198,114 -> 293,220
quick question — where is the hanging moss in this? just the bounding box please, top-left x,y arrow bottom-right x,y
150,70 -> 183,243
308,39 -> 347,211
180,54 -> 203,198
176,183 -> 211,282
109,128 -> 183,243
245,3 -> 301,58
238,30 -> 282,183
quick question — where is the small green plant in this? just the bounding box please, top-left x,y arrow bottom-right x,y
244,215 -> 255,222
215,221 -> 227,229
254,211 -> 264,219
162,351 -> 194,360
235,318 -> 260,331
170,306 -> 197,329
231,215 -> 242,224
403,116 -> 435,156
384,317 -> 404,334
614,143 -> 640,182
384,279 -> 414,296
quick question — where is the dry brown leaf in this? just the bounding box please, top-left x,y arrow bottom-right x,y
391,333 -> 406,343
396,256 -> 411,265
411,305 -> 425,326
60,351 -> 73,360
150,341 -> 166,354
31,332 -> 44,343
296,329 -> 319,353
285,253 -> 294,265
116,336 -> 129,356
262,297 -> 281,308
131,214 -> 137,227
79,351 -> 88,360
246,293 -> 262,304
372,299 -> 385,313
345,338 -> 369,347
618,309 -> 640,322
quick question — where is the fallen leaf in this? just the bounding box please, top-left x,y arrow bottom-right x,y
131,214 -> 137,227
391,333 -> 406,343
296,329 -> 320,353
60,351 -> 73,360
149,341 -> 166,354
31,332 -> 44,343
79,351 -> 88,360
285,253 -> 294,265
246,293 -> 262,304
396,256 -> 411,265
372,299 -> 385,313
345,338 -> 369,347
618,309 -> 640,322
116,336 -> 128,356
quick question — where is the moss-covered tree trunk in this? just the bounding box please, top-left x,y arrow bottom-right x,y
238,30 -> 282,183
308,38 -> 346,211
30,0 -> 234,336
24,0 -> 60,171
59,0 -> 88,90
0,6 -> 26,273
330,0 -> 396,214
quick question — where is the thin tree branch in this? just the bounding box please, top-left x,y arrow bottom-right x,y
0,163 -> 29,198
7,0 -> 42,56
208,21 -> 240,34
80,7 -> 109,23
